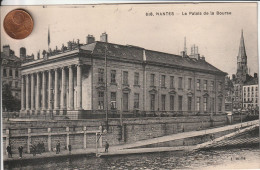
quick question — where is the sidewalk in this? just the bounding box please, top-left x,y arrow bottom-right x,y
4,148 -> 99,163
4,145 -> 134,163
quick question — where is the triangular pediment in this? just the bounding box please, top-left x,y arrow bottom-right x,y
169,90 -> 176,95
149,88 -> 157,94
218,93 -> 224,97
203,92 -> 209,97
96,85 -> 105,91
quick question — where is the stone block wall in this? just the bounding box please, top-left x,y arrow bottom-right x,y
3,115 -> 228,154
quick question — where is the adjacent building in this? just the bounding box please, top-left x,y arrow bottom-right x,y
20,33 -> 227,119
232,30 -> 252,110
242,74 -> 258,113
1,45 -> 21,100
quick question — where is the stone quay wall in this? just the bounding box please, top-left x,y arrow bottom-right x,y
2,115 -> 232,154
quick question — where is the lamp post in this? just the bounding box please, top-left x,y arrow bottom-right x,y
50,88 -> 54,119
104,44 -> 109,131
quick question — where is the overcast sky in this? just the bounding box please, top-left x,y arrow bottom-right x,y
1,3 -> 258,76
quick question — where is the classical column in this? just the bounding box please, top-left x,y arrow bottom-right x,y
26,75 -> 30,110
42,71 -> 47,110
68,65 -> 74,110
35,72 -> 40,110
54,68 -> 59,110
48,70 -> 53,110
21,75 -> 25,110
77,64 -> 82,110
31,74 -> 35,110
61,67 -> 66,110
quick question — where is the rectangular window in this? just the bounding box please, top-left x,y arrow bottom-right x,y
3,69 -> 7,77
123,71 -> 128,85
188,78 -> 192,90
111,92 -> 117,109
211,81 -> 214,91
15,81 -> 18,88
161,95 -> 166,111
150,74 -> 155,86
204,80 -> 208,90
123,93 -> 129,111
170,76 -> 174,89
98,91 -> 104,110
15,93 -> 18,98
15,70 -> 18,78
9,69 -> 12,77
218,82 -> 222,91
150,94 -> 155,111
134,93 -> 139,109
203,97 -> 208,112
178,77 -> 183,89
9,81 -> 12,87
111,70 -> 116,84
197,79 -> 201,90
196,97 -> 201,111
218,98 -> 222,112
170,95 -> 174,110
134,72 -> 139,85
98,68 -> 104,83
161,75 -> 166,87
178,96 -> 183,111
188,97 -> 192,111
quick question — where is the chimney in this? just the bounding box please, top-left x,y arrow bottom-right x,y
3,45 -> 10,56
100,32 -> 108,42
68,41 -> 72,50
180,51 -> 187,58
143,49 -> 146,61
254,73 -> 258,78
20,47 -> 26,60
86,35 -> 95,44
200,55 -> 205,61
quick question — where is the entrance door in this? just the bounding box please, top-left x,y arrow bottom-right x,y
123,93 -> 128,111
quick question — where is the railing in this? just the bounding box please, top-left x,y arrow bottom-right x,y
79,110 -> 226,119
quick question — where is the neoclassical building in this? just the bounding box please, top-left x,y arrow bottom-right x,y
20,33 -> 227,119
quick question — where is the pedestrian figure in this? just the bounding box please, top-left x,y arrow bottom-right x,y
56,141 -> 60,154
41,141 -> 45,153
18,146 -> 23,158
105,141 -> 109,153
6,145 -> 12,158
68,144 -> 72,154
31,144 -> 36,156
37,142 -> 42,154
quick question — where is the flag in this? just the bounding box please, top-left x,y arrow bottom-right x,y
48,26 -> 50,46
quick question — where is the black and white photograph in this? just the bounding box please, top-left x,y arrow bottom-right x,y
1,2 -> 259,169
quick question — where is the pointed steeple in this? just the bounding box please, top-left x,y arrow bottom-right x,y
238,29 -> 247,59
236,29 -> 248,82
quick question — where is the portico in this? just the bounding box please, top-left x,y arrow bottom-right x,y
20,49 -> 89,119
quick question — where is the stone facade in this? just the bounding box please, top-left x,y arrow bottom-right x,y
1,45 -> 21,100
20,33 -> 226,119
243,82 -> 259,112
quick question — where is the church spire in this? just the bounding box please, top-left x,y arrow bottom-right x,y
238,29 -> 247,59
236,29 -> 248,82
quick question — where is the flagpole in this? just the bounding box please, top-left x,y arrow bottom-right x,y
48,25 -> 50,51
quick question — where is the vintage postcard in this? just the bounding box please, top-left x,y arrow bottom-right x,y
1,3 -> 259,169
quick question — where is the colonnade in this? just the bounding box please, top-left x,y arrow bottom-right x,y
21,64 -> 82,114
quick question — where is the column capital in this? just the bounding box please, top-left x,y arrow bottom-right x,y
54,68 -> 59,71
61,66 -> 67,70
76,63 -> 82,67
68,65 -> 74,69
25,74 -> 29,78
